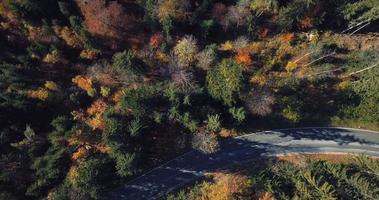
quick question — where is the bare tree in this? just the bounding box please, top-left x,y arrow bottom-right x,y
192,129 -> 220,154
244,89 -> 275,116
196,48 -> 216,70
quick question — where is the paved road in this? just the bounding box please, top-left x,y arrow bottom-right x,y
107,127 -> 379,200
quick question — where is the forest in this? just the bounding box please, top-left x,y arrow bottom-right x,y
0,0 -> 378,199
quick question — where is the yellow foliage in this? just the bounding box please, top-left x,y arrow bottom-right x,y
336,80 -> 351,91
67,129 -> 84,146
219,128 -> 238,138
71,110 -> 85,121
174,36 -> 198,66
55,26 -> 82,48
249,42 -> 265,53
155,51 -> 169,62
157,0 -> 184,22
100,86 -> 111,97
0,22 -> 10,30
285,61 -> 298,72
44,81 -> 59,91
250,74 -> 267,87
87,113 -> 105,130
25,25 -> 41,40
0,3 -> 5,15
43,50 -> 60,64
220,41 -> 233,51
72,75 -> 94,93
27,88 -> 49,101
80,49 -> 99,60
0,4 -> 16,20
67,165 -> 79,184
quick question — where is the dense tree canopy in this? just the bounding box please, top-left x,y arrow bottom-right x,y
1,0 -> 379,199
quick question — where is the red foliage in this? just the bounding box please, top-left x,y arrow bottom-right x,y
75,0 -> 143,49
212,3 -> 227,22
149,32 -> 164,48
258,27 -> 270,39
298,17 -> 313,29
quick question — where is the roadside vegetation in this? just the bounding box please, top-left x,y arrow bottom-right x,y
167,155 -> 379,200
1,0 -> 378,199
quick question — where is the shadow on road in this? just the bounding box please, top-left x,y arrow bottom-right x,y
107,128 -> 379,200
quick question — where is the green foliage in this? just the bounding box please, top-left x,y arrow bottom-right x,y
338,51 -> 379,123
162,17 -> 173,40
205,114 -> 221,132
71,155 -> 116,199
48,116 -> 73,147
206,59 -> 244,106
114,153 -> 136,177
23,124 -> 35,140
7,0 -> 63,23
128,118 -> 144,136
2,0 -> 379,198
342,0 -> 379,24
229,107 -> 246,124
245,156 -> 379,200
26,147 -> 69,197
112,50 -> 144,80
250,0 -> 279,13
181,112 -> 198,133
277,0 -> 322,31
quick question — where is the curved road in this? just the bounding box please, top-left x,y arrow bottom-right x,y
108,127 -> 379,200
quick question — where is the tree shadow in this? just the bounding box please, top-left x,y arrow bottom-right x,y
106,128 -> 379,200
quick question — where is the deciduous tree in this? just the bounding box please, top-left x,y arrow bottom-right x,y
207,59 -> 244,106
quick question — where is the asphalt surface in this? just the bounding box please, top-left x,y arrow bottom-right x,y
107,127 -> 379,200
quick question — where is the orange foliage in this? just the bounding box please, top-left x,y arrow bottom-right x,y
67,129 -> 84,146
95,143 -> 110,153
27,88 -> 49,101
298,16 -> 313,29
201,173 -> 251,200
72,75 -> 93,92
150,32 -> 164,48
280,32 -> 295,43
86,99 -> 108,116
72,147 -> 90,161
258,27 -> 270,39
111,89 -> 127,103
235,49 -> 252,67
155,51 -> 169,62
